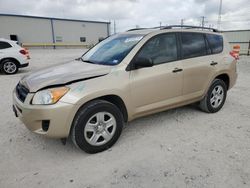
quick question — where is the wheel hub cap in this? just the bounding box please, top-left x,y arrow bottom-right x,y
97,124 -> 105,132
210,85 -> 224,108
3,62 -> 16,73
84,112 -> 117,146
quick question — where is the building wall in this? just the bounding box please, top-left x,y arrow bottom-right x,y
0,16 -> 53,43
223,30 -> 250,55
52,20 -> 108,45
0,15 -> 109,46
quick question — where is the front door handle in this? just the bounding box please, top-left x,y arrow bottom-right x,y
210,61 -> 218,66
172,68 -> 183,73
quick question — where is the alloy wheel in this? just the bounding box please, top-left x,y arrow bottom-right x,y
210,85 -> 224,108
3,62 -> 17,74
84,112 -> 117,146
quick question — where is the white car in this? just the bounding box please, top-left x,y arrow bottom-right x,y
0,38 -> 30,74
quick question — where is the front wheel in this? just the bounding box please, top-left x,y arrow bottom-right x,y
71,100 -> 124,153
199,79 -> 227,113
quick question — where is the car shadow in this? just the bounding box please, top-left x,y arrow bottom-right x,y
0,69 -> 30,76
31,103 -> 202,156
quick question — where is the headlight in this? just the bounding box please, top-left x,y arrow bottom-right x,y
32,87 -> 69,105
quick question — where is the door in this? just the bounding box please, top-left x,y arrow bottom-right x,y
129,33 -> 183,115
180,32 -> 216,98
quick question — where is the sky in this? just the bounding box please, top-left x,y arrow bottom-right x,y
0,0 -> 249,33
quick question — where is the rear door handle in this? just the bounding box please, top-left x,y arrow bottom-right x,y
210,61 -> 218,66
172,68 -> 183,73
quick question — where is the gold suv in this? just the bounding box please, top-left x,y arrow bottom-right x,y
13,25 -> 238,153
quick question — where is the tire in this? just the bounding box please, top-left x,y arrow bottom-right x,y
1,59 -> 19,74
199,79 -> 227,113
71,100 -> 124,154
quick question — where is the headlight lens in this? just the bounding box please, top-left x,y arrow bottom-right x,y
32,87 -> 69,105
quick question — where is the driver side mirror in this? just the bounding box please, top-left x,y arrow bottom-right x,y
133,57 -> 153,69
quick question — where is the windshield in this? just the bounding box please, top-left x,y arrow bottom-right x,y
81,34 -> 144,65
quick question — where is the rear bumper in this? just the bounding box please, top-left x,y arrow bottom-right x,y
12,90 -> 75,138
19,63 -> 29,68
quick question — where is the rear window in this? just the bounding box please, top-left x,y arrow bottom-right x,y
181,33 -> 207,59
0,41 -> 12,49
206,34 -> 223,54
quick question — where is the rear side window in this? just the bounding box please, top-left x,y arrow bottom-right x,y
206,34 -> 223,54
181,33 -> 207,59
136,33 -> 178,65
0,41 -> 12,49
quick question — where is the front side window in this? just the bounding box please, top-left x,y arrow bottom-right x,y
0,41 -> 12,49
136,33 -> 178,65
82,34 -> 144,65
181,33 -> 207,59
206,34 -> 223,54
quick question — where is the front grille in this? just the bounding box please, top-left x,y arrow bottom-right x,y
16,83 -> 29,102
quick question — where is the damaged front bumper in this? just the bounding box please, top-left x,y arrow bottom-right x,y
12,89 -> 75,138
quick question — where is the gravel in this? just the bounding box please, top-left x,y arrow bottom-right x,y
0,49 -> 250,188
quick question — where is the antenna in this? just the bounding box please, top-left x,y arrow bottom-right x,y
217,0 -> 222,30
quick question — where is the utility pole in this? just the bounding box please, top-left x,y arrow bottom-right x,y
159,22 -> 162,28
113,20 -> 116,34
201,16 -> 205,29
181,19 -> 184,27
217,0 -> 222,30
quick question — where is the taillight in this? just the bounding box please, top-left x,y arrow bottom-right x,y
19,48 -> 30,59
19,49 -> 27,55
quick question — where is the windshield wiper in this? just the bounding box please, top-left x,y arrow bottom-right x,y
80,57 -> 96,64
75,57 -> 81,61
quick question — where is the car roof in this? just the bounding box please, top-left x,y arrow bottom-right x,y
0,38 -> 18,45
0,38 -> 12,42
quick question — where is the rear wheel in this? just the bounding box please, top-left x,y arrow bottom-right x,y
1,59 -> 19,74
71,100 -> 124,153
199,79 -> 227,113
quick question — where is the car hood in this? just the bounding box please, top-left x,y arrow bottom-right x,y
20,60 -> 111,92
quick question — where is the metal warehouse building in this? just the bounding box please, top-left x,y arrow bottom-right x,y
223,30 -> 250,55
0,14 -> 110,48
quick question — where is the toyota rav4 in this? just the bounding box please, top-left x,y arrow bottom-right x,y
13,25 -> 237,153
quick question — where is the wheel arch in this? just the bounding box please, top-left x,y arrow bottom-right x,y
68,94 -> 128,141
215,73 -> 230,90
0,57 -> 21,67
202,72 -> 230,100
73,94 -> 128,123
98,95 -> 128,122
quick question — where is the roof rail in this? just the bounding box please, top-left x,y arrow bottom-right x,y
161,25 -> 218,32
127,26 -> 161,32
127,28 -> 148,31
